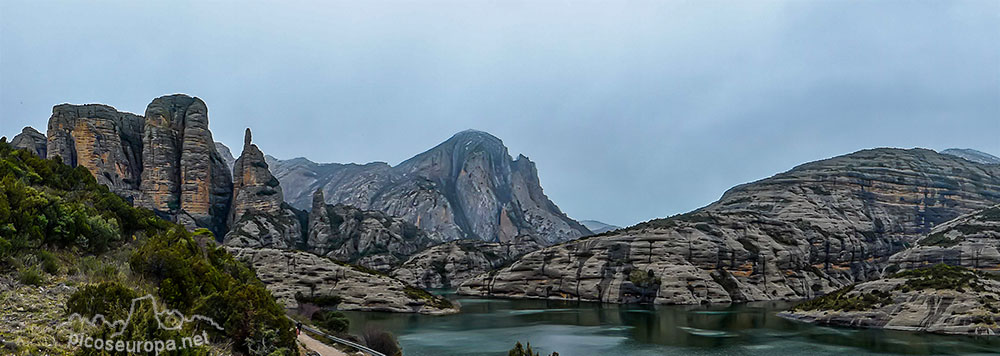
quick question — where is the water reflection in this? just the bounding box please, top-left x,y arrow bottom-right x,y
340,297 -> 1000,356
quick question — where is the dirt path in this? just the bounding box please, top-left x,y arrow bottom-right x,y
298,331 -> 349,356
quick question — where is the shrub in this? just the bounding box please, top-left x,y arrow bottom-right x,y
363,327 -> 401,356
312,310 -> 350,334
65,281 -> 139,319
628,269 -> 661,289
294,292 -> 343,307
37,250 -> 59,274
18,265 -> 43,286
509,341 -> 559,356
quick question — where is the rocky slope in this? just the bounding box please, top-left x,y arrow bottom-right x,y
888,204 -> 1000,272
227,247 -> 458,315
780,264 -> 1000,335
460,148 -> 1000,305
307,189 -> 433,271
224,129 -> 303,249
267,130 -> 591,244
10,126 -> 46,157
941,148 -> 1000,165
42,95 -> 233,237
392,236 -> 544,289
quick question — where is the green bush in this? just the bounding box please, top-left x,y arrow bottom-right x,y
509,341 -> 559,356
628,269 -> 661,289
37,250 -> 59,274
362,327 -> 401,356
312,310 -> 350,334
18,265 -> 43,286
294,292 -> 343,307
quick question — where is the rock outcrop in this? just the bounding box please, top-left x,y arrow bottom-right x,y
888,204 -> 1000,272
268,130 -> 591,244
10,127 -> 47,157
224,129 -> 302,249
941,148 -> 1000,165
780,264 -> 1000,335
460,148 -> 1000,305
392,236 -> 544,289
307,189 -> 433,271
580,220 -> 621,234
137,95 -> 233,236
45,104 -> 144,199
40,95 -> 233,237
227,247 -> 458,314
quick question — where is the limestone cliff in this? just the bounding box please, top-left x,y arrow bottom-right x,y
459,148 -> 1000,305
888,204 -> 1000,272
45,103 -> 144,199
780,264 -> 1000,335
306,189 -> 433,271
137,94 -> 233,236
224,128 -> 302,249
227,247 -> 458,314
268,130 -> 591,244
391,236 -> 544,289
215,141 -> 236,174
10,127 -> 47,157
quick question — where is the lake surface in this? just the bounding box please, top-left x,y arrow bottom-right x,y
342,294 -> 1000,356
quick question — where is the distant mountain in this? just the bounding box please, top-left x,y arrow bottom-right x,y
941,148 -> 1000,165
461,148 -> 1000,305
580,220 -> 621,234
215,141 -> 236,173
267,130 -> 591,244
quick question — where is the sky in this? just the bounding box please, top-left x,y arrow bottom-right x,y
1,0 -> 997,227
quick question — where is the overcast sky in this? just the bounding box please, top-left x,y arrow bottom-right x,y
1,1 -> 997,227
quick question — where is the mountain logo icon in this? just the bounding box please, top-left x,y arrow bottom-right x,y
65,294 -> 224,337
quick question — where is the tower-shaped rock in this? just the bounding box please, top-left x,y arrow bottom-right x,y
10,126 -> 47,158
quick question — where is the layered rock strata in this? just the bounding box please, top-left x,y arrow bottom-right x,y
460,148 -> 1000,305
10,126 -> 47,157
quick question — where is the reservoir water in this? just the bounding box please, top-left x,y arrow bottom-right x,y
342,295 -> 1000,356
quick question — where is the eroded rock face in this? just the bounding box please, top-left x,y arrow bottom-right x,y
10,127 -> 47,157
268,130 -> 591,244
137,95 -> 233,236
779,265 -> 1000,335
214,141 -> 236,174
459,148 -> 1000,305
46,104 -> 144,199
224,128 -> 302,249
391,236 -> 544,289
227,247 -> 458,315
888,205 -> 1000,273
306,189 -> 434,271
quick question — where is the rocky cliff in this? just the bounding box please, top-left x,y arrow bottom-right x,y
580,220 -> 621,234
307,189 -> 433,271
268,130 -> 591,244
941,148 -> 1000,165
38,95 -> 234,237
137,95 -> 233,236
780,264 -> 1000,335
46,103 -> 145,199
224,129 -> 302,249
227,247 -> 458,314
888,204 -> 1000,272
392,236 -> 544,289
459,148 -> 1000,305
215,141 -> 236,173
10,126 -> 47,157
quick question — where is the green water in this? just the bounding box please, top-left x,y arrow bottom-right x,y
341,296 -> 1000,356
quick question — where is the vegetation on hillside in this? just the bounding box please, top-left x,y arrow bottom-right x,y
0,140 -> 296,355
508,341 -> 559,356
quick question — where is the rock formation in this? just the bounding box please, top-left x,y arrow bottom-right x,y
459,148 -> 1000,305
227,247 -> 458,315
307,189 -> 434,271
941,148 -> 1000,165
45,104 -> 144,199
888,204 -> 1000,272
224,129 -> 302,249
137,95 -> 233,236
39,95 -> 233,237
392,236 -> 544,289
267,130 -> 591,244
779,264 -> 1000,335
10,127 -> 47,157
